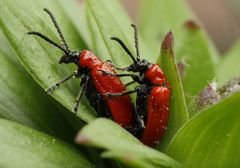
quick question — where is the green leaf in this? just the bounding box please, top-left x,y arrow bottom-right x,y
84,3 -> 110,60
217,39 -> 240,85
175,22 -> 217,100
0,118 -> 93,168
76,118 -> 183,168
139,0 -> 194,57
86,0 -> 154,65
0,47 -> 78,141
0,30 -> 14,57
167,93 -> 240,168
0,0 -> 96,122
139,0 -> 218,99
157,32 -> 188,150
57,0 -> 92,49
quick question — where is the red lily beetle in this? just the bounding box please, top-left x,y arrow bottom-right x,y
102,25 -> 171,146
27,9 -> 134,128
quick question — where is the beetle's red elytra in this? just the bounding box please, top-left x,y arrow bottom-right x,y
140,86 -> 170,146
28,9 -> 134,128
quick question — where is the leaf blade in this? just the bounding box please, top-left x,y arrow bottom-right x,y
0,46 -> 78,141
167,93 -> 240,168
217,40 -> 240,85
0,118 -> 93,168
157,32 -> 189,150
0,0 -> 96,122
175,22 -> 217,100
86,0 -> 154,65
76,118 -> 183,168
139,0 -> 194,57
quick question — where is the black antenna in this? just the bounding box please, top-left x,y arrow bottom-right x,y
131,24 -> 140,61
27,31 -> 69,54
110,37 -> 137,64
43,8 -> 69,51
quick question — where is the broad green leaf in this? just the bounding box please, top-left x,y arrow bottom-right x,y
84,3 -> 110,60
0,0 -> 96,122
0,48 -> 79,141
157,32 -> 188,150
167,93 -> 240,168
86,0 -> 154,65
76,118 -> 183,168
175,22 -> 217,100
139,0 -> 194,57
0,30 -> 14,57
217,39 -> 240,85
58,0 -> 92,49
0,118 -> 93,168
139,0 -> 218,99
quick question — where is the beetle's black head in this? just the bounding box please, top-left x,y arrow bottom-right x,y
58,51 -> 80,64
128,59 -> 151,73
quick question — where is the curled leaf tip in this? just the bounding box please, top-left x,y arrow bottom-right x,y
75,133 -> 91,145
161,31 -> 174,56
185,20 -> 200,29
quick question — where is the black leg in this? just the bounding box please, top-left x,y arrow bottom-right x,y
99,70 -> 138,78
99,70 -> 141,83
124,80 -> 136,87
46,71 -> 79,94
115,66 -> 131,71
106,60 -> 131,71
104,90 -> 137,98
73,75 -> 89,113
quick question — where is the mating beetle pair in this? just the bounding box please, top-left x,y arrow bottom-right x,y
28,9 -> 170,147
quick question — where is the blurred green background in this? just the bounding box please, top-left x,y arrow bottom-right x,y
120,0 -> 240,53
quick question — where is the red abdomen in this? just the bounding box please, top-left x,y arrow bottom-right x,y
91,62 -> 134,127
141,86 -> 171,146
